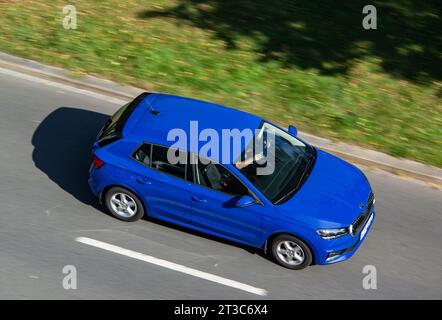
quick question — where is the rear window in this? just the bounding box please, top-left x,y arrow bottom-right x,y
98,92 -> 150,147
133,143 -> 152,166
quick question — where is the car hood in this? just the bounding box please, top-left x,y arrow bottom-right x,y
276,149 -> 372,228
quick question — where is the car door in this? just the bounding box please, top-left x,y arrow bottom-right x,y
129,143 -> 193,225
189,155 -> 263,247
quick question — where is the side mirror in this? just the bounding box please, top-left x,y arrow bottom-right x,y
235,195 -> 257,208
288,125 -> 298,137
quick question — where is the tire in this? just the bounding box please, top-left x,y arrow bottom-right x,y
104,187 -> 144,222
270,234 -> 312,270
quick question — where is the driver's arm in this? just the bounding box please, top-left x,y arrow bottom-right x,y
234,153 -> 264,170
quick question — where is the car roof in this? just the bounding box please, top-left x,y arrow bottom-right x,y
127,93 -> 263,162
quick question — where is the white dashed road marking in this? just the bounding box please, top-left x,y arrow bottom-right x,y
75,237 -> 268,296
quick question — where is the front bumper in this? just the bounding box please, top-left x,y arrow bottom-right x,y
316,210 -> 376,265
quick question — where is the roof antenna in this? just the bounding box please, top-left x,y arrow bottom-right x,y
146,99 -> 160,115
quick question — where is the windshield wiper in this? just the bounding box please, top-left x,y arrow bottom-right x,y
274,153 -> 316,205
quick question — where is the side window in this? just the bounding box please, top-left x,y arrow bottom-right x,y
133,143 -> 152,166
195,157 -> 249,196
151,145 -> 186,180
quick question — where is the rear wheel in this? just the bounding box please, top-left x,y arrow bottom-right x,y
104,187 -> 144,222
270,234 -> 312,270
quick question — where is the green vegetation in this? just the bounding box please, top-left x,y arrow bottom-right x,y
0,0 -> 441,166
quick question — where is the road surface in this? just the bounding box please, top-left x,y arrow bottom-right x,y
0,68 -> 441,299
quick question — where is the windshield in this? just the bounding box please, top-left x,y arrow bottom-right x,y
236,122 -> 316,204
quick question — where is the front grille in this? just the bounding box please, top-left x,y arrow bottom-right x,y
351,192 -> 374,235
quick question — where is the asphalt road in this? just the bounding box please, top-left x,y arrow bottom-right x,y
0,68 -> 441,299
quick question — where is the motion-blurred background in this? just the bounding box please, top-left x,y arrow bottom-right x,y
0,0 -> 440,167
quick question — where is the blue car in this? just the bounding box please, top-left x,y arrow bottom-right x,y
88,93 -> 375,269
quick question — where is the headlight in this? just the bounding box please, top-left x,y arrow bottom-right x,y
317,227 -> 349,240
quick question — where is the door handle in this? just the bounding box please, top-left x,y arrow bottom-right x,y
192,196 -> 207,203
136,177 -> 152,185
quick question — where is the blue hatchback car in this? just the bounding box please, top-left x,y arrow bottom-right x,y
89,93 -> 375,269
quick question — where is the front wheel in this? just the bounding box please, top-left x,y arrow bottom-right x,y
104,187 -> 144,222
270,234 -> 312,270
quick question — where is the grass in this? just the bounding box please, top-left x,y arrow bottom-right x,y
0,0 -> 441,166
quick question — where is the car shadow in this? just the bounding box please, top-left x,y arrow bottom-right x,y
31,107 -> 109,210
32,107 -> 270,260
